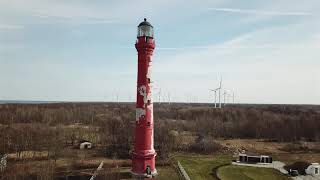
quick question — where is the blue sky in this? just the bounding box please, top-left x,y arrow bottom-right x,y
0,0 -> 319,104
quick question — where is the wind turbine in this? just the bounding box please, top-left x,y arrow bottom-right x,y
158,88 -> 161,104
113,90 -> 120,104
232,92 -> 235,104
223,90 -> 227,107
152,84 -> 162,104
153,87 -> 161,104
116,93 -> 119,104
209,88 -> 220,108
167,92 -> 171,104
226,92 -> 234,106
219,77 -> 222,108
210,77 -> 222,108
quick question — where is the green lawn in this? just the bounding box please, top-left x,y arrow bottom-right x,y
217,165 -> 289,180
174,153 -> 289,180
105,166 -> 180,180
157,166 -> 180,180
174,154 -> 232,180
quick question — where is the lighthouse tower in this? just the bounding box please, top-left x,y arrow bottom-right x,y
131,18 -> 157,178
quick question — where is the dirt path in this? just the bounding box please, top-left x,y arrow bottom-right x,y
292,175 -> 320,180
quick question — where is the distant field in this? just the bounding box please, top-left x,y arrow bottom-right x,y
175,153 -> 290,180
273,153 -> 320,164
217,165 -> 289,180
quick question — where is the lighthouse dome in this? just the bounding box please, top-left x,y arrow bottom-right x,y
138,18 -> 153,27
137,18 -> 154,38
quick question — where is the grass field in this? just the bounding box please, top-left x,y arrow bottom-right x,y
157,166 -> 180,180
175,154 -> 232,180
104,166 -> 180,180
175,153 -> 289,180
217,165 -> 289,180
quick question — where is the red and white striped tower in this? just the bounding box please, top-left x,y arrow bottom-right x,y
131,18 -> 157,178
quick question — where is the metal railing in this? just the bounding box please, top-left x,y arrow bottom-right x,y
90,161 -> 104,180
177,161 -> 191,180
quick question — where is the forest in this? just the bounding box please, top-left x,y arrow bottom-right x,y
0,102 -> 319,179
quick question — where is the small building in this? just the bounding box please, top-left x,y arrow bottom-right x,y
79,140 -> 92,149
305,163 -> 320,176
238,153 -> 272,164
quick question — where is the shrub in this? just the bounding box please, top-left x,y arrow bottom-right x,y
280,142 -> 309,152
188,136 -> 222,154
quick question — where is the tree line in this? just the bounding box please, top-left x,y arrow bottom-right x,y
0,103 -> 319,159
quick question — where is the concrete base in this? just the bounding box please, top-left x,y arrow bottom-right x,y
131,169 -> 157,179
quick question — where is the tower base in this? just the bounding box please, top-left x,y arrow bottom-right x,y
132,150 -> 157,178
131,169 -> 157,178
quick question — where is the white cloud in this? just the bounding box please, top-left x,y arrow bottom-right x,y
153,22 -> 320,104
209,1 -> 319,25
0,0 -> 228,25
208,8 -> 313,16
0,24 -> 24,30
0,0 -> 319,104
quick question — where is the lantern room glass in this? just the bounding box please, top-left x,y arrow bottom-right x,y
137,25 -> 154,38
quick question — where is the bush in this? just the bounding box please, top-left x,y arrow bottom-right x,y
155,121 -> 178,160
280,142 -> 309,152
188,136 -> 222,154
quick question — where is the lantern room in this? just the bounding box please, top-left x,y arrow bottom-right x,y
137,18 -> 154,38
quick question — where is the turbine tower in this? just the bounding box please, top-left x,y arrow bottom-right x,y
158,88 -> 161,104
153,87 -> 161,104
210,88 -> 220,108
223,90 -> 227,107
232,92 -> 235,104
219,77 -> 222,108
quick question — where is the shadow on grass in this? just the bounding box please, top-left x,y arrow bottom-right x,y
210,163 -> 230,180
